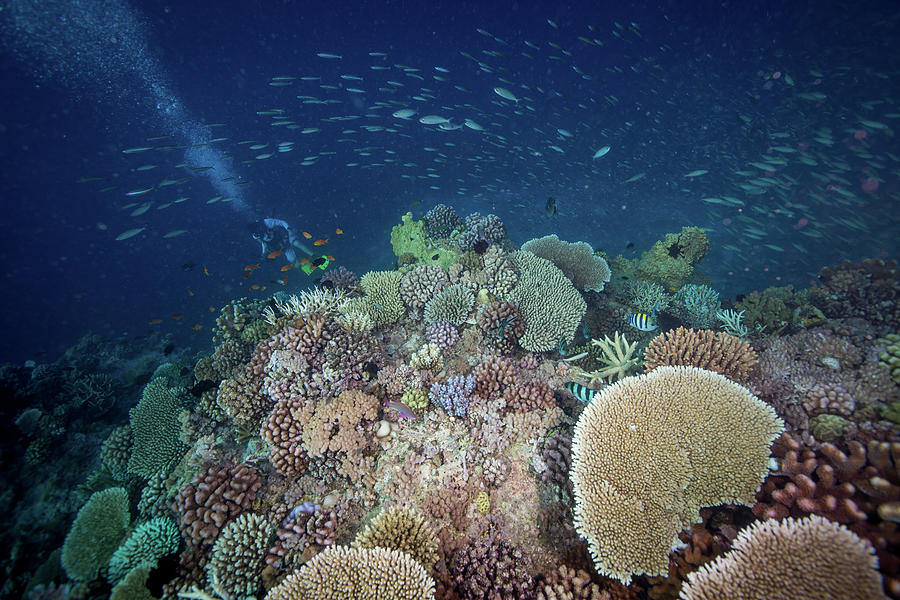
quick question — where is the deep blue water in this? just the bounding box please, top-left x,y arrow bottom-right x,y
1,0 -> 897,363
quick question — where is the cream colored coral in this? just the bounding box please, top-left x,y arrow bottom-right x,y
352,506 -> 438,571
409,343 -> 443,373
207,512 -> 275,598
265,545 -> 435,600
587,331 -> 640,381
680,515 -> 886,600
360,270 -> 404,326
571,366 -> 784,583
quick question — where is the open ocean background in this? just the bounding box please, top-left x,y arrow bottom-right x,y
1,0 -> 897,364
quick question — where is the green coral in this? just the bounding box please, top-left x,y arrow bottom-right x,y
508,251 -> 587,352
878,334 -> 900,384
401,388 -> 429,412
108,516 -> 180,584
358,270 -> 405,327
637,226 -> 710,291
474,491 -> 490,515
627,280 -> 671,313
110,565 -> 157,600
101,425 -> 133,482
61,487 -> 131,581
390,212 -> 460,267
735,285 -> 814,334
809,414 -> 850,444
881,401 -> 900,425
674,284 -> 721,329
127,378 -> 189,479
423,284 -> 475,325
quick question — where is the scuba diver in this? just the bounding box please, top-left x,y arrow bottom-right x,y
249,217 -> 308,265
248,217 -> 332,275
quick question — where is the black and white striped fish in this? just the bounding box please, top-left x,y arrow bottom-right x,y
564,381 -> 598,403
627,301 -> 659,332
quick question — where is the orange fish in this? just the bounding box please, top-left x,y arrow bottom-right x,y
171,314 -> 184,320
187,289 -> 195,296
243,272 -> 252,280
326,255 -> 335,261
203,266 -> 210,276
300,257 -> 310,266
301,231 -> 313,239
192,324 -> 204,331
244,263 -> 260,271
250,284 -> 261,290
280,264 -> 295,272
266,249 -> 283,259
148,318 -> 163,325
335,227 -> 343,234
313,239 -> 328,246
208,306 -> 216,312
260,285 -> 267,291
280,275 -> 288,286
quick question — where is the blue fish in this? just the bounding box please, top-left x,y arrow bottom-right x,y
564,381 -> 598,403
628,301 -> 659,332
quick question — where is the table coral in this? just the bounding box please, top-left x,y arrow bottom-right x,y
521,234 -> 611,292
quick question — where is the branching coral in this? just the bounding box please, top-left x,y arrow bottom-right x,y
127,377 -> 189,479
359,270 -> 405,327
521,234 -> 611,292
508,251 -> 587,352
265,545 -> 435,600
400,264 -> 450,311
571,366 -> 784,583
679,515 -> 886,600
207,512 -> 275,599
424,284 -> 475,325
643,326 -> 758,384
61,487 -> 131,582
450,531 -> 535,600
108,516 -> 180,584
586,332 -> 641,382
353,506 -> 439,571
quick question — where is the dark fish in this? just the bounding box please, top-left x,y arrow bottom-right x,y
163,343 -> 176,356
182,262 -> 196,271
190,379 -> 217,397
545,196 -> 558,217
625,242 -> 635,249
565,381 -> 597,403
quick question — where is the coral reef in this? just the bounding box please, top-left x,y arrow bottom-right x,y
680,515 -> 886,600
108,516 -> 180,584
571,366 -> 783,583
424,203 -> 464,239
265,545 -> 435,600
508,251 -> 587,352
643,327 -> 758,384
353,506 -> 439,571
207,512 -> 276,598
637,226 -> 710,291
61,487 -> 131,581
521,234 -> 612,292
127,377 -> 189,479
424,284 -> 475,325
810,259 -> 899,335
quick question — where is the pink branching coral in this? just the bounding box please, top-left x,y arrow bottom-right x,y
266,505 -> 338,571
502,379 -> 555,413
173,463 -> 262,548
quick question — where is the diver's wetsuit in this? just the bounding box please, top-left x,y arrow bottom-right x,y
251,218 -> 307,264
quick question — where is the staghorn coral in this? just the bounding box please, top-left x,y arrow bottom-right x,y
571,366 -> 784,583
174,463 -> 262,549
424,284 -> 475,325
61,487 -> 131,582
508,251 -> 587,352
586,332 -> 641,382
108,516 -> 180,584
353,506 -> 439,571
679,515 -> 886,600
127,377 -> 189,479
521,234 -> 611,292
400,264 -> 450,311
643,326 -> 758,384
265,545 -> 435,600
207,512 -> 276,599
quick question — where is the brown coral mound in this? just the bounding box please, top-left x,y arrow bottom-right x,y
261,395 -> 312,476
265,545 -> 435,600
644,326 -> 758,384
301,389 -> 379,458
679,515 -> 886,600
353,506 -> 439,571
473,354 -> 519,400
571,366 -> 783,583
810,258 -> 900,335
173,463 -> 262,548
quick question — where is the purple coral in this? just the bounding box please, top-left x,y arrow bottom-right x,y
458,213 -> 507,252
426,320 -> 460,350
429,374 -> 474,417
319,266 -> 359,290
425,204 -> 464,239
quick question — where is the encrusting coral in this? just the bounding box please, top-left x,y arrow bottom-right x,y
571,366 -> 784,583
679,515 -> 886,600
